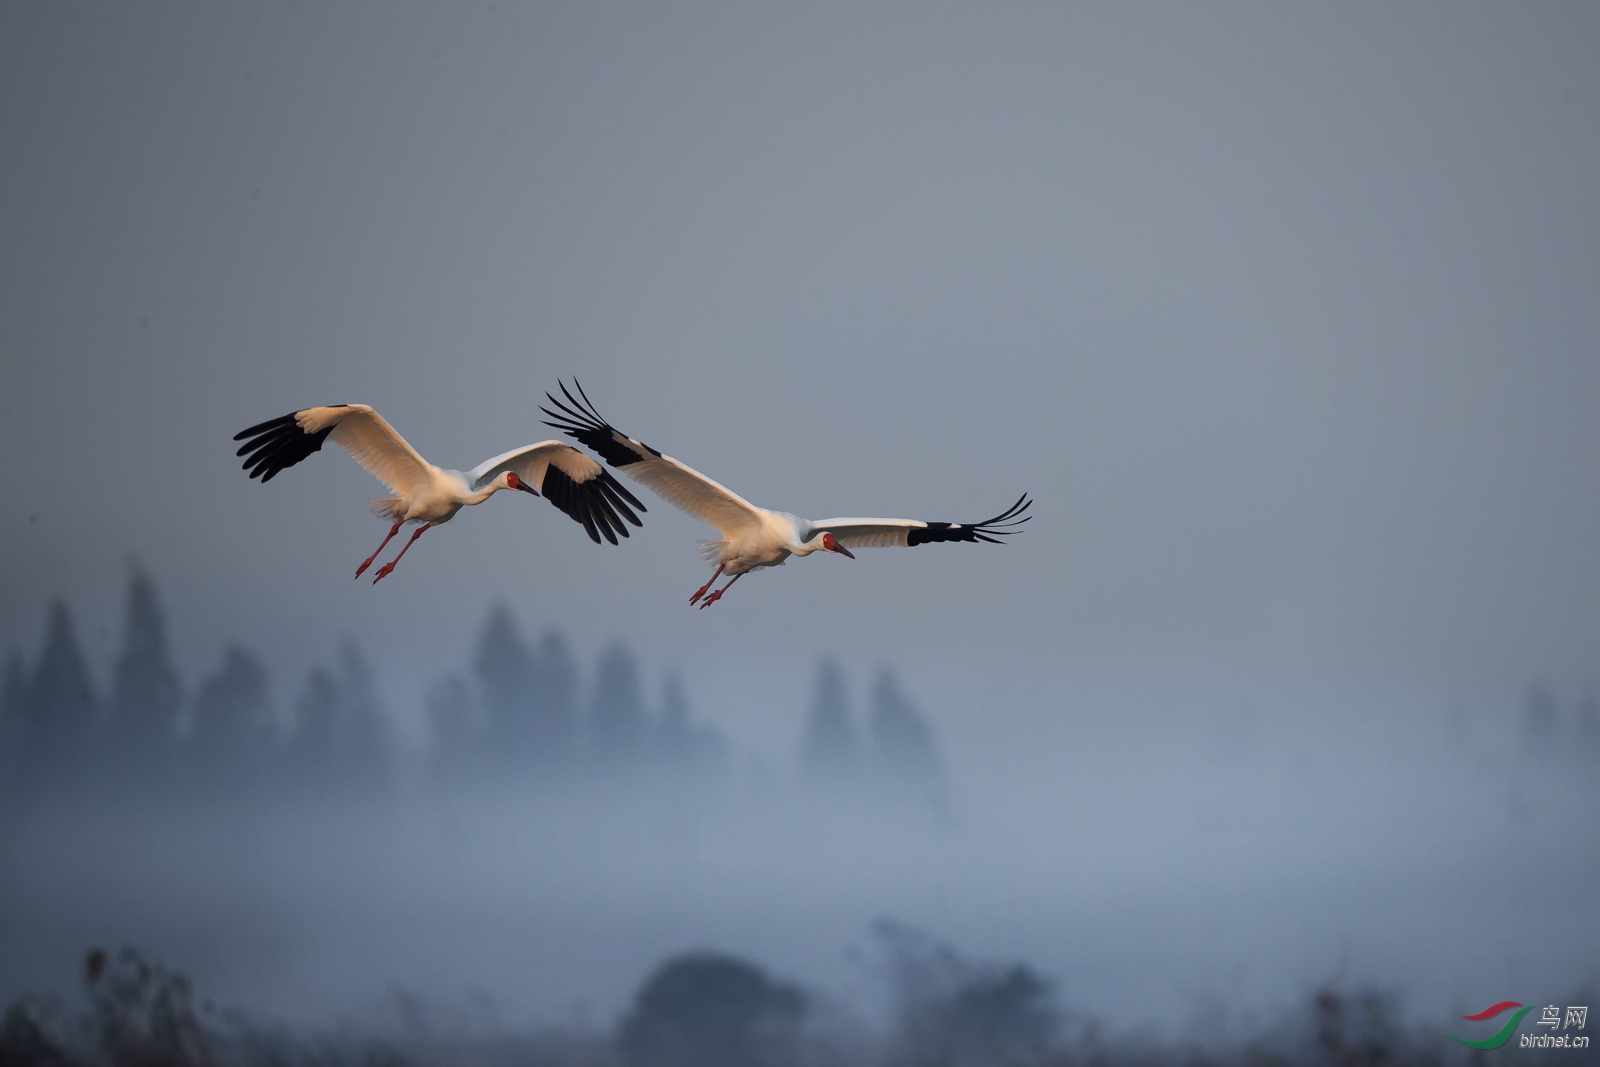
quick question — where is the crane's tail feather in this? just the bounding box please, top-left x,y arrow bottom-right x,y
367,498 -> 405,522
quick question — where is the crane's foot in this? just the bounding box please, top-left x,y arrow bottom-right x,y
355,523 -> 403,579
689,565 -> 725,604
697,573 -> 741,609
371,524 -> 428,584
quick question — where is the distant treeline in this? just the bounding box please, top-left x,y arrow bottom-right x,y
0,569 -> 947,808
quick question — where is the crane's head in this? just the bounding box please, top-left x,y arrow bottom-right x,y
504,471 -> 539,496
820,532 -> 855,559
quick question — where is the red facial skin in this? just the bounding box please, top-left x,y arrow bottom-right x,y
821,532 -> 855,558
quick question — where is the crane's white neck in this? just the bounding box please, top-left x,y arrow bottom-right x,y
456,471 -> 512,506
793,531 -> 828,556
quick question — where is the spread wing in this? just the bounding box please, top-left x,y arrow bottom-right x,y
233,405 -> 434,494
540,381 -> 765,538
470,441 -> 646,545
808,494 -> 1032,549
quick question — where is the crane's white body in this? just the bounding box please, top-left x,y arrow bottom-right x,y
235,403 -> 646,581
541,383 -> 1029,605
700,509 -> 821,576
288,406 -> 581,525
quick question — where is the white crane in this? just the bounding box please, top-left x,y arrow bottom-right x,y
234,404 -> 646,582
541,382 -> 1030,608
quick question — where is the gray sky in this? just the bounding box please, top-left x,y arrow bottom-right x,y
3,2 -> 1599,739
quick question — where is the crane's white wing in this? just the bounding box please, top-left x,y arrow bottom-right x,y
808,495 -> 1033,549
234,405 -> 434,494
470,440 -> 647,545
540,382 -> 765,538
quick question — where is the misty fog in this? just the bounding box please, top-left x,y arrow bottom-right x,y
2,573 -> 1596,1060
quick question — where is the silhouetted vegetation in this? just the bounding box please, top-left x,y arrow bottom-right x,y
0,948 -> 403,1067
619,952 -> 805,1067
801,659 -> 859,788
4,939 -> 1545,1067
796,660 -> 948,810
0,574 -> 949,813
875,920 -> 1057,1067
4,572 -> 1591,1067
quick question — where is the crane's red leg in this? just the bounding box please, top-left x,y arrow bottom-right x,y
689,564 -> 725,604
355,523 -> 403,579
373,525 -> 429,583
697,572 -> 743,609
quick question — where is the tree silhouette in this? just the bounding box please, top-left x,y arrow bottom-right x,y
588,642 -> 649,767
288,641 -> 389,796
426,672 -> 477,784
23,600 -> 99,793
335,640 -> 388,794
473,602 -> 533,768
870,670 -> 947,811
291,665 -> 341,792
526,629 -> 580,761
473,604 -> 577,772
108,567 -> 184,781
187,644 -> 276,796
655,673 -> 724,777
800,660 -> 858,787
0,652 -> 25,796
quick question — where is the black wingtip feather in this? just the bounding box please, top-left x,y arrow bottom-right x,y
540,459 -> 641,546
232,412 -> 334,483
595,476 -> 644,527
905,493 -> 1033,547
540,380 -> 653,469
605,471 -> 647,514
232,413 -> 296,441
592,486 -> 631,538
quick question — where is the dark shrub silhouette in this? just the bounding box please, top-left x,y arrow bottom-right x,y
0,949 -> 406,1067
619,952 -> 805,1067
875,920 -> 1056,1067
